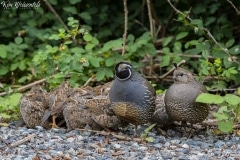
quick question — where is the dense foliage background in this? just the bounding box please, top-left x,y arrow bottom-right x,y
0,0 -> 239,133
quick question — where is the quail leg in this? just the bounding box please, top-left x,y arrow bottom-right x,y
181,121 -> 188,132
187,123 -> 195,138
51,115 -> 59,128
134,125 -> 138,137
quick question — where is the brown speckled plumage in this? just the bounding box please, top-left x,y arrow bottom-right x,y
151,94 -> 173,126
42,81 -> 71,128
165,67 -> 209,128
63,97 -> 103,131
20,85 -> 50,128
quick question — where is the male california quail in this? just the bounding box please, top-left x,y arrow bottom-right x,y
20,85 -> 50,128
109,62 -> 156,134
164,67 -> 209,135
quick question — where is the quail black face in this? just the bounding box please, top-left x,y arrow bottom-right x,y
115,62 -> 132,80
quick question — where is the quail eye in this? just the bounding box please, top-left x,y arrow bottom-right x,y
179,73 -> 184,76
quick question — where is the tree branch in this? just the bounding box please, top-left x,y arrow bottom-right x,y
146,0 -> 155,39
122,0 -> 128,55
159,59 -> 186,79
43,0 -> 69,31
226,0 -> 240,15
0,78 -> 47,96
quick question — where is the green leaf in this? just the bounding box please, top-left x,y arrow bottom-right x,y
144,123 -> 156,133
63,7 -> 77,14
225,39 -> 235,48
213,112 -> 228,121
15,37 -> 23,44
10,63 -> 18,71
217,105 -> 229,114
49,0 -> 57,5
67,17 -> 74,22
196,93 -> 224,104
64,41 -> 73,45
105,57 -> 115,67
160,55 -> 171,67
0,45 -> 7,58
49,34 -> 60,40
0,66 -> 8,75
176,32 -> 188,41
8,93 -> 22,107
191,19 -> 203,29
96,69 -> 105,81
145,137 -> 154,143
53,73 -> 66,79
228,67 -> 238,74
69,0 -> 81,4
173,42 -> 182,52
71,47 -> 85,54
218,120 -> 233,133
104,68 -> 114,78
89,57 -> 100,67
102,39 -> 122,52
229,45 -> 240,55
224,94 -> 240,106
0,113 -> 11,119
83,34 -> 93,42
162,37 -> 173,47
79,12 -> 91,20
85,43 -> 95,50
185,48 -> 201,55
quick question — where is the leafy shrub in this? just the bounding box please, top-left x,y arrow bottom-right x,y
196,93 -> 240,133
0,93 -> 22,121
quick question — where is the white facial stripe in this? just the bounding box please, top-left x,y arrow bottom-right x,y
116,67 -> 132,81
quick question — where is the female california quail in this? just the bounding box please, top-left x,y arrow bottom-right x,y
151,94 -> 173,126
164,67 -> 209,135
42,81 -> 71,128
63,97 -> 103,131
109,62 -> 156,134
20,85 -> 50,128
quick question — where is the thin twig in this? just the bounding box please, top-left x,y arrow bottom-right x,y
43,0 -> 69,31
161,0 -> 179,38
76,128 -> 142,142
167,0 -> 240,65
9,133 -> 37,148
209,88 -> 237,93
226,0 -> 240,15
146,0 -> 154,39
159,59 -> 186,79
0,78 -> 47,96
122,0 -> 128,55
83,76 -> 95,86
156,50 -> 215,59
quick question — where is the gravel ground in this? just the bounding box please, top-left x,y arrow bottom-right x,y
0,124 -> 240,160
